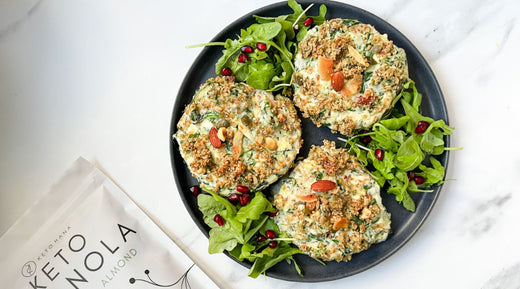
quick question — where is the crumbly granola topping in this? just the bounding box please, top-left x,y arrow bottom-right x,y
175,77 -> 302,196
293,19 -> 409,136
274,140 -> 391,262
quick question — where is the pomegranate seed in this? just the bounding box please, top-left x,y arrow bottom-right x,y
239,193 -> 250,206
266,211 -> 278,217
303,17 -> 314,27
189,185 -> 201,197
213,214 -> 224,226
415,121 -> 430,134
375,149 -> 384,161
265,230 -> 276,239
268,241 -> 277,248
362,135 -> 372,144
414,176 -> 425,185
241,45 -> 253,54
237,53 -> 248,63
256,42 -> 267,51
220,67 -> 232,76
256,235 -> 267,242
236,185 -> 248,193
407,172 -> 415,181
228,193 -> 239,204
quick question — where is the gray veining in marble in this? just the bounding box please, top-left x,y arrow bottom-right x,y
0,0 -> 42,41
462,193 -> 512,238
482,263 -> 520,289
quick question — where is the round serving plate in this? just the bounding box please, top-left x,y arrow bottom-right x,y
170,0 -> 449,282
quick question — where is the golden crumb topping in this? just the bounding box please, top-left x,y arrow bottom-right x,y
273,140 -> 391,262
292,19 -> 409,136
175,77 -> 302,196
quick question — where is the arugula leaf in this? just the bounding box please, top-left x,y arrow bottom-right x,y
371,123 -> 404,151
417,157 -> 445,187
380,115 -> 410,130
395,135 -> 425,171
368,148 -> 395,180
419,128 -> 445,155
250,22 -> 282,39
246,60 -> 276,89
387,170 -> 415,211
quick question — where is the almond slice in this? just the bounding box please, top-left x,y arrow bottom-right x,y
306,201 -> 318,211
298,193 -> 317,202
331,71 -> 345,92
341,73 -> 363,97
264,137 -> 278,151
317,56 -> 333,81
333,217 -> 349,231
348,45 -> 365,65
209,127 -> 222,148
311,180 -> 336,192
231,130 -> 243,159
217,127 -> 227,141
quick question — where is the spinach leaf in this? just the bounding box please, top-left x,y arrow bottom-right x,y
236,192 -> 275,222
197,194 -> 226,228
248,244 -> 303,278
208,225 -> 239,254
197,191 -> 304,278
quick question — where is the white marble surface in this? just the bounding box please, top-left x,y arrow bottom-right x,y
1,0 -> 519,288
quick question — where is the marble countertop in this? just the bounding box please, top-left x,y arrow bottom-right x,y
1,0 -> 519,288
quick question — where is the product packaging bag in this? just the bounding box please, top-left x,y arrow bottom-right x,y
0,158 -> 219,289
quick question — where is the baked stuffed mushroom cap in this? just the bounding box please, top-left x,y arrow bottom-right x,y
174,76 -> 302,196
292,19 -> 409,136
273,140 -> 391,262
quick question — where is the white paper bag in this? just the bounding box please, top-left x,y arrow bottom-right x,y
0,158 -> 219,289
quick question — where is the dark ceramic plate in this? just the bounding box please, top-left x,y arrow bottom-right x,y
170,0 -> 449,282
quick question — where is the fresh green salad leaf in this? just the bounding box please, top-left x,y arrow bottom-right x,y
345,80 -> 460,211
197,191 -> 305,278
188,0 -> 326,92
248,243 -> 302,278
235,191 -> 276,223
395,135 -> 424,171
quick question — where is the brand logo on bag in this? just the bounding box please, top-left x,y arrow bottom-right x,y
21,261 -> 37,277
